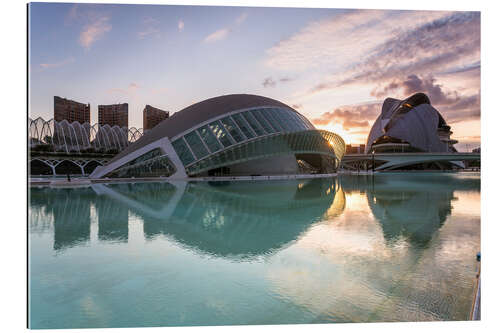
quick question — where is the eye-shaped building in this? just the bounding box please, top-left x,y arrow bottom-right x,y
90,94 -> 345,179
365,93 -> 458,155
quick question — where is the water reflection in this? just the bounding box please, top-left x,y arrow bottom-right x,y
29,174 -> 480,256
265,174 -> 481,322
95,179 -> 340,259
30,178 -> 342,259
340,173 -> 480,247
29,174 -> 480,327
30,188 -> 94,250
95,197 -> 129,242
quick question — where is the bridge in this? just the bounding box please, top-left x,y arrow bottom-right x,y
341,152 -> 480,171
29,152 -> 114,176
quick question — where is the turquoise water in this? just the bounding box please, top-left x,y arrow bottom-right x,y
28,173 -> 480,328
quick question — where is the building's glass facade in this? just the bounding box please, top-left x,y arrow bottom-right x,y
104,148 -> 176,178
171,107 -> 318,173
185,129 -> 344,176
84,95 -> 346,179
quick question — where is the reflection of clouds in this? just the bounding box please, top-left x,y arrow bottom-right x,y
266,175 -> 480,322
450,191 -> 480,217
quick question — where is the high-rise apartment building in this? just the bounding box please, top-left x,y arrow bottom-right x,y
53,96 -> 90,124
143,105 -> 169,131
98,103 -> 128,128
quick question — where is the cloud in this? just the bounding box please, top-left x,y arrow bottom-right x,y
370,74 -> 480,124
312,102 -> 380,130
266,9 -> 451,72
262,77 -> 276,88
138,17 -> 161,39
79,16 -> 111,49
235,13 -> 248,25
337,12 -> 480,87
371,74 -> 458,105
178,20 -> 184,32
262,76 -> 294,88
272,10 -> 479,108
39,57 -> 75,70
439,94 -> 481,123
106,82 -> 140,96
65,4 -> 79,25
138,27 -> 160,39
439,61 -> 480,76
203,28 -> 230,43
203,12 -> 247,44
292,104 -> 303,110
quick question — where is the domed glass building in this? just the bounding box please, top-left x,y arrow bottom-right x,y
90,94 -> 345,179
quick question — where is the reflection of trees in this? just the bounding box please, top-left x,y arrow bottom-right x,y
340,173 -> 479,247
101,179 -> 342,260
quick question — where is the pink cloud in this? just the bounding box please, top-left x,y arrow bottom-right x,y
79,16 -> 111,49
203,28 -> 229,43
39,57 -> 75,70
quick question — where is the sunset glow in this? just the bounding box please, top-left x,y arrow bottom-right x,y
29,4 -> 480,150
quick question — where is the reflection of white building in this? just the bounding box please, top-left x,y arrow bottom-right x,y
90,178 -> 341,259
91,94 -> 346,179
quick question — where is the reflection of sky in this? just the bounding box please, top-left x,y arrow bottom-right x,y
28,174 -> 480,327
265,182 -> 480,322
29,4 -> 480,149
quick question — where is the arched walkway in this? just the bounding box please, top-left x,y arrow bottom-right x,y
84,160 -> 103,175
55,160 -> 83,175
30,159 -> 54,176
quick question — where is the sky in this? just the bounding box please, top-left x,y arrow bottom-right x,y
28,2 -> 480,150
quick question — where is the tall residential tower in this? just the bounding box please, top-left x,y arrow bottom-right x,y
53,96 -> 90,124
98,103 -> 128,128
143,105 -> 169,131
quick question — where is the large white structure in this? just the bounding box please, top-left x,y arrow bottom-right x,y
29,117 -> 143,153
366,93 -> 458,154
90,94 -> 346,179
364,93 -> 463,169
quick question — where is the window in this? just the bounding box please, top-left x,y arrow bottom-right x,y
260,108 -> 285,132
251,109 -> 276,133
209,120 -> 233,147
232,113 -> 255,139
220,116 -> 245,142
172,138 -> 195,165
104,148 -> 176,178
197,125 -> 222,153
273,108 -> 296,131
242,111 -> 265,136
184,131 -> 209,159
285,109 -> 307,131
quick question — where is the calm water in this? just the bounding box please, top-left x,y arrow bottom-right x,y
28,173 -> 480,328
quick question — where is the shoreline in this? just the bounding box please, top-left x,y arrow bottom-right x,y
28,170 -> 481,187
29,173 -> 339,187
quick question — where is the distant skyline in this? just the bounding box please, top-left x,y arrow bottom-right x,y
28,3 -> 480,150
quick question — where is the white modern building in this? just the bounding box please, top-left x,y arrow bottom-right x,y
365,92 -> 463,169
90,94 -> 346,179
366,93 -> 458,154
